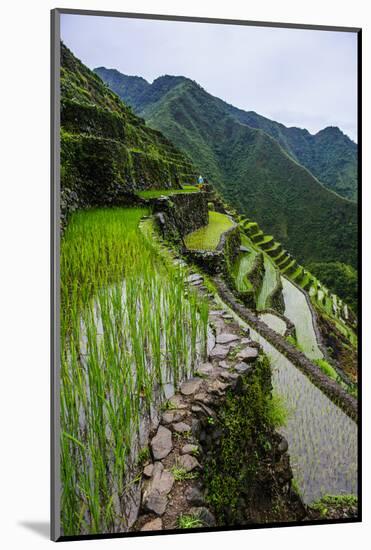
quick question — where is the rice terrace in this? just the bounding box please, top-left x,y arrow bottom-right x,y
53,12 -> 360,540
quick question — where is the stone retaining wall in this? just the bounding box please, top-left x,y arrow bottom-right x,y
183,224 -> 240,275
134,279 -> 305,531
152,192 -> 209,239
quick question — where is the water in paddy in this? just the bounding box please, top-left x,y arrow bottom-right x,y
256,256 -> 277,310
281,277 -> 323,361
216,298 -> 357,504
255,333 -> 357,503
259,312 -> 286,335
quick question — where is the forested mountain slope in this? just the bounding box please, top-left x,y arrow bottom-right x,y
60,45 -> 197,222
95,69 -> 357,268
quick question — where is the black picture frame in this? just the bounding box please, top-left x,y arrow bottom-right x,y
51,8 -> 362,542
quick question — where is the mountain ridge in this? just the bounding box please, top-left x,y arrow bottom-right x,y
94,67 -> 357,269
95,69 -> 357,202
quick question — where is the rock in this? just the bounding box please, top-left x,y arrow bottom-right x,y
192,418 -> 201,437
178,454 -> 201,472
172,421 -> 191,433
221,313 -> 233,320
168,395 -> 187,409
195,402 -> 215,417
194,392 -> 213,405
151,426 -> 173,460
240,337 -> 252,344
208,379 -> 228,395
277,436 -> 289,455
181,379 -> 203,396
161,410 -> 186,425
141,518 -> 163,531
219,371 -> 238,381
218,360 -> 229,369
142,491 -> 167,516
185,486 -> 204,506
142,463 -> 174,515
197,362 -> 214,376
237,346 -> 259,363
189,507 -> 216,527
152,470 -> 174,495
191,405 -> 203,413
209,310 -> 223,316
187,273 -> 203,283
149,462 -> 174,493
216,333 -> 240,345
143,463 -> 154,477
234,362 -> 253,374
209,344 -> 231,360
181,444 -> 198,455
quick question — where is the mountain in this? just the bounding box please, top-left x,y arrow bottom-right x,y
95,70 -> 357,268
220,106 -> 358,202
94,69 -> 358,202
60,45 -> 197,223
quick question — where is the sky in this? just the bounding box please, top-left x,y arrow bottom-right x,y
61,14 -> 358,142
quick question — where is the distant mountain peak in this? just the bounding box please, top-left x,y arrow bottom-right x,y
97,67 -> 358,202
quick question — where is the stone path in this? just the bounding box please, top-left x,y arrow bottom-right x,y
135,273 -> 263,532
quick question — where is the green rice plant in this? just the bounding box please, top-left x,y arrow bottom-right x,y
314,359 -> 339,381
184,211 -> 234,250
60,207 -> 208,535
266,392 -> 289,428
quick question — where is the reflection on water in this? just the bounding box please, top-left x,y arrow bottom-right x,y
256,256 -> 277,310
282,277 -> 323,361
259,312 -> 286,335
216,297 -> 357,504
249,328 -> 357,503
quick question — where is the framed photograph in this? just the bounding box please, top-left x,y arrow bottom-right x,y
51,8 -> 361,542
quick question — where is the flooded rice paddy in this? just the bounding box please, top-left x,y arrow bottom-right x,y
256,255 -> 278,310
217,298 -> 357,504
258,312 -> 286,335
281,276 -> 323,361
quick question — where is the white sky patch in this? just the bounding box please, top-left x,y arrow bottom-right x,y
61,14 -> 358,142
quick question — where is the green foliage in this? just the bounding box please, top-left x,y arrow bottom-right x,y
314,359 -> 339,381
60,207 -> 209,535
136,185 -> 199,199
137,447 -> 150,467
222,109 -> 358,202
307,261 -> 357,313
60,43 -> 198,223
311,495 -> 357,517
266,392 -> 289,428
177,514 -> 203,529
184,211 -> 234,250
99,70 -> 358,268
171,465 -> 199,481
204,356 -> 283,524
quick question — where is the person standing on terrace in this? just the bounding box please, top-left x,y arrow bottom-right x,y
197,174 -> 204,190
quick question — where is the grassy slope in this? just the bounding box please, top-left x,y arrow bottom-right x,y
137,185 -> 199,199
140,81 -> 357,268
60,44 -> 198,222
185,211 -> 234,250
